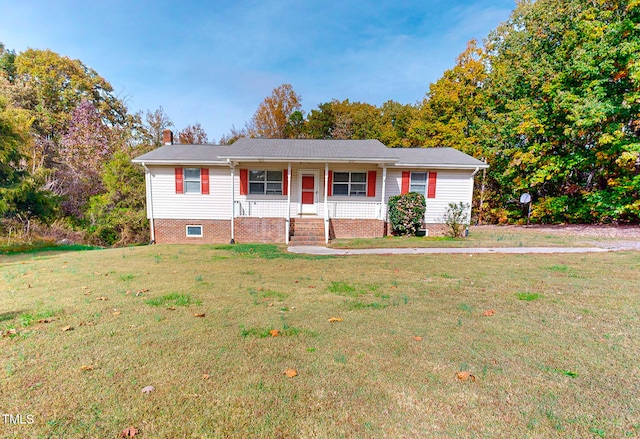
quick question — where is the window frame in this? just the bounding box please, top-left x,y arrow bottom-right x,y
185,225 -> 203,237
183,168 -> 202,194
248,169 -> 283,196
332,171 -> 367,197
409,172 -> 428,195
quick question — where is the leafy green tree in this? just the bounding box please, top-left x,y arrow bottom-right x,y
483,0 -> 640,223
87,151 -> 148,246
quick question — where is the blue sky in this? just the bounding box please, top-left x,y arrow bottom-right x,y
1,0 -> 516,142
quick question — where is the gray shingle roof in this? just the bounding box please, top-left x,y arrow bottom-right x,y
393,147 -> 487,169
132,144 -> 230,164
218,138 -> 398,162
132,139 -> 488,169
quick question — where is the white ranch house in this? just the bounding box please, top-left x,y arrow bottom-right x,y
133,133 -> 488,245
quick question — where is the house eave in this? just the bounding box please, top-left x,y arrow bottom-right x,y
132,159 -> 228,166
394,163 -> 489,170
218,156 -> 398,164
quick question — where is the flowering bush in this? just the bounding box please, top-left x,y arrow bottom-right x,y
388,192 -> 426,236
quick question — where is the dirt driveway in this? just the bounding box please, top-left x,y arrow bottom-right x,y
479,224 -> 640,250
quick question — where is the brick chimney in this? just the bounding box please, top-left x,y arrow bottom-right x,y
162,129 -> 173,145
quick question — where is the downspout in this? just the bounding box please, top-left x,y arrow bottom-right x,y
141,163 -> 155,244
286,163 -> 291,244
324,162 -> 329,244
380,165 -> 387,222
469,167 -> 480,228
229,160 -> 235,244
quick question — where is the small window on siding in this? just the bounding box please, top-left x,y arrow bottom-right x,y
186,225 -> 203,237
332,172 -> 366,197
249,170 -> 282,195
410,172 -> 427,195
184,168 -> 201,194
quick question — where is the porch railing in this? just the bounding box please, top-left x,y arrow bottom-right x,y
234,200 -> 289,217
326,201 -> 384,219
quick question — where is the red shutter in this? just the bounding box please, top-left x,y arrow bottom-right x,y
201,168 -> 209,194
282,169 -> 288,196
239,169 -> 248,195
327,171 -> 333,196
175,168 -> 184,194
367,170 -> 376,197
401,171 -> 410,194
427,172 -> 437,198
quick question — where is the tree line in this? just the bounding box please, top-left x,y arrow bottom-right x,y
1,0 -> 639,247
226,0 -> 640,225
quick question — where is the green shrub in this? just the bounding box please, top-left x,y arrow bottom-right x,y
388,192 -> 426,236
442,202 -> 470,238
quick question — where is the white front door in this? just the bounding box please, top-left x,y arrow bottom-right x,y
299,170 -> 317,214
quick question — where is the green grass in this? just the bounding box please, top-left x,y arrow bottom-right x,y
144,293 -> 201,307
517,292 -> 543,301
1,243 -> 639,438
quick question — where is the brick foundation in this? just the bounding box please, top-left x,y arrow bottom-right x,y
329,219 -> 385,239
153,219 -> 231,244
235,217 -> 286,243
388,222 -> 449,237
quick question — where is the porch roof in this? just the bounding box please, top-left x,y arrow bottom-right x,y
218,138 -> 398,163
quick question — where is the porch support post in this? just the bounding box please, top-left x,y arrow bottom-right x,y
324,162 -> 329,244
380,165 -> 387,221
229,161 -> 235,244
286,163 -> 291,244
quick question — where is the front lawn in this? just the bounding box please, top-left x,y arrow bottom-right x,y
1,244 -> 639,437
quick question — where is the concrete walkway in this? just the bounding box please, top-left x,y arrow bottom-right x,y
287,246 -> 611,255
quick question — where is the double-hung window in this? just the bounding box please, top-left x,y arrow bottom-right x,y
249,170 -> 283,195
333,172 -> 367,197
184,168 -> 201,194
409,172 -> 428,195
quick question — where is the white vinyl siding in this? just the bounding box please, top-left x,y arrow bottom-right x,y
386,169 -> 475,223
147,166 -> 231,219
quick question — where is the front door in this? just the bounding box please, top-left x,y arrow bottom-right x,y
300,172 -> 317,214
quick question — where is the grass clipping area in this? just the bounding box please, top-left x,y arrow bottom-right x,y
1,244 -> 639,438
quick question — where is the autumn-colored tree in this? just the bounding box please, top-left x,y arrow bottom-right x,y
143,106 -> 173,148
250,84 -> 302,138
483,0 -> 640,223
177,122 -> 209,144
408,39 -> 488,155
56,100 -> 112,217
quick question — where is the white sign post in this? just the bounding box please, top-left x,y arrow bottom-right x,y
520,193 -> 532,225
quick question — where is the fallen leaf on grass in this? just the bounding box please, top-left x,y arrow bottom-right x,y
283,368 -> 298,378
194,313 -> 205,318
61,326 -> 74,332
483,309 -> 496,317
97,297 -> 108,301
166,306 -> 176,311
80,365 -> 95,371
79,321 -> 95,327
412,336 -> 423,341
203,373 -> 210,380
327,317 -> 343,323
120,426 -> 138,437
37,318 -> 55,323
84,291 -> 91,296
394,268 -> 399,273
391,285 -> 397,289
294,280 -> 299,283
456,371 -> 476,382
269,329 -> 281,337
307,285 -> 316,289
141,385 -> 155,394
267,303 -> 273,307
82,286 -> 89,289
112,311 -> 121,316
2,328 -> 18,337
